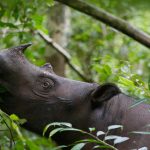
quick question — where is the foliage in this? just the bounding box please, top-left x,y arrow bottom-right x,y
0,111 -> 55,150
92,55 -> 150,101
0,0 -> 50,66
43,122 -> 129,150
68,0 -> 150,82
67,0 -> 150,102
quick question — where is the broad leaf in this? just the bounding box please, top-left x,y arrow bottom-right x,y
105,135 -> 119,141
108,125 -> 123,131
131,131 -> 150,135
43,122 -> 72,136
89,127 -> 96,132
71,143 -> 86,150
10,114 -> 19,121
138,147 -> 148,150
96,131 -> 105,136
49,128 -> 64,137
114,137 -> 129,144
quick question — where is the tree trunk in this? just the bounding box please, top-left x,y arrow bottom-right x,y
45,3 -> 70,76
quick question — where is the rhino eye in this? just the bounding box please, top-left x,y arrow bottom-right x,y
42,81 -> 51,89
41,79 -> 54,90
33,78 -> 54,97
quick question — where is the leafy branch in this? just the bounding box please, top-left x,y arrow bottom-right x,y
37,30 -> 93,82
43,122 -> 129,150
55,0 -> 150,48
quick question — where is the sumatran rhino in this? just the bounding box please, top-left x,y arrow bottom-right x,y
0,44 -> 150,150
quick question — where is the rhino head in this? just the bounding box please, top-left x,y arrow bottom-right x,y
0,44 -> 121,145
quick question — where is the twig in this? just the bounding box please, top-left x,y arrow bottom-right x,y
55,0 -> 150,48
81,130 -> 117,150
37,30 -> 93,82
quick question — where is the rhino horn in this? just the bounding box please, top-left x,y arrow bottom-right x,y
10,43 -> 32,54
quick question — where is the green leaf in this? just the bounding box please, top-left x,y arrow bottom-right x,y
75,139 -> 97,144
108,125 -> 123,131
13,140 -> 25,150
93,145 -> 114,149
49,128 -> 82,137
131,131 -> 150,135
49,122 -> 72,128
59,128 -> 81,132
75,139 -> 104,145
103,64 -> 112,75
49,128 -> 64,137
118,76 -> 135,87
46,0 -> 54,6
12,121 -> 18,130
114,137 -> 129,145
92,64 -> 102,73
43,122 -> 72,136
137,147 -> 148,150
0,21 -> 18,28
11,122 -> 24,141
51,145 -> 67,150
18,118 -> 27,125
9,114 -> 26,124
104,135 -> 119,141
96,131 -> 105,136
89,127 -> 96,132
26,140 -> 41,150
71,143 -> 86,150
10,114 -> 19,121
105,135 -> 129,145
120,65 -> 130,73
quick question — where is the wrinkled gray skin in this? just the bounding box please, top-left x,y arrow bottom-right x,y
0,44 -> 150,150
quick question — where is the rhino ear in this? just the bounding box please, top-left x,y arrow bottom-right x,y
91,83 -> 121,104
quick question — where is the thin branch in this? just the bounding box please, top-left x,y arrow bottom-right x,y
55,0 -> 150,48
37,30 -> 93,82
81,130 -> 117,150
37,30 -> 71,60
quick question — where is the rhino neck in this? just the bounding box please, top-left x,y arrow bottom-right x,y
122,96 -> 150,132
94,93 -> 150,132
89,94 -> 130,132
116,95 -> 150,149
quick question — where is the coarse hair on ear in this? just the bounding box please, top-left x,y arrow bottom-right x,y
91,83 -> 121,105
